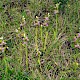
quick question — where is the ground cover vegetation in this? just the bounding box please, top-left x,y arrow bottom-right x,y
0,0 -> 80,80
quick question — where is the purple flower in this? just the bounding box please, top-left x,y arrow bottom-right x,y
74,37 -> 77,42
25,36 -> 29,41
54,10 -> 59,14
0,41 -> 6,46
0,47 -> 5,52
77,33 -> 80,38
23,42 -> 27,45
1,47 -> 5,52
34,21 -> 40,26
45,17 -> 49,21
1,41 -> 6,45
75,44 -> 80,48
43,22 -> 48,26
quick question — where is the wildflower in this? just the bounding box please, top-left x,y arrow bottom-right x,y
0,41 -> 6,52
0,47 -> 5,52
73,62 -> 79,67
23,41 -> 28,45
0,37 -> 8,53
33,20 -> 40,26
20,16 -> 26,30
15,29 -> 18,33
20,22 -> 26,30
45,17 -> 49,21
55,2 -> 61,10
75,44 -> 80,49
0,36 -> 3,40
22,16 -> 26,22
68,4 -> 70,8
0,41 -> 6,46
23,36 -> 29,41
77,33 -> 80,38
1,41 -> 6,45
25,36 -> 29,41
74,37 -> 77,42
36,16 -> 39,19
48,13 -> 50,17
73,33 -> 80,49
22,32 -> 29,45
54,10 -> 59,14
54,2 -> 60,14
23,32 -> 26,38
42,22 -> 48,26
76,62 -> 79,66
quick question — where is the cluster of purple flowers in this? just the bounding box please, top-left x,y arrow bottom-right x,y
22,36 -> 29,45
33,15 -> 49,27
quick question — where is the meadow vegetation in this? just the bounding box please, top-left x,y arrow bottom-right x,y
0,0 -> 80,80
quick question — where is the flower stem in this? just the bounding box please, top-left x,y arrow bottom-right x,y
44,31 -> 48,50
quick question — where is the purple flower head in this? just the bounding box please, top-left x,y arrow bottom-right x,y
34,21 -> 40,26
25,36 -> 29,41
45,17 -> 49,21
1,47 -> 5,52
0,47 -> 5,52
0,41 -> 6,46
74,37 -> 77,42
75,44 -> 80,49
54,10 -> 59,14
43,22 -> 48,26
77,33 -> 80,38
23,42 -> 27,45
2,41 -> 6,45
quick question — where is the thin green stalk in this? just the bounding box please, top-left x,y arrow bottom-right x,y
38,51 -> 42,72
56,14 -> 58,36
35,26 -> 38,51
35,26 -> 42,71
19,43 -> 22,65
3,53 -> 9,79
40,25 -> 43,43
44,31 -> 48,50
25,45 -> 28,71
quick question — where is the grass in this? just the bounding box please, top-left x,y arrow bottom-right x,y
0,0 -> 80,80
